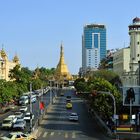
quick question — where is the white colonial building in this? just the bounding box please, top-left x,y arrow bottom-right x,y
113,17 -> 140,86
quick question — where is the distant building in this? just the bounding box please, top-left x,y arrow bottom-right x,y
99,49 -> 115,70
0,48 -> 20,81
82,23 -> 107,72
113,47 -> 130,76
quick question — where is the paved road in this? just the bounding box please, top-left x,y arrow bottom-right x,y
37,89 -> 111,140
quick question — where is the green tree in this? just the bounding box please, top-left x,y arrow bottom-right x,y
89,70 -> 122,87
74,78 -> 87,92
88,77 -> 122,120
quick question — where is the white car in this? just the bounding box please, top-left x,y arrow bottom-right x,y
0,132 -> 36,140
69,113 -> 79,121
13,118 -> 26,130
1,118 -> 13,129
7,115 -> 17,123
19,106 -> 28,112
24,112 -> 34,121
14,112 -> 23,118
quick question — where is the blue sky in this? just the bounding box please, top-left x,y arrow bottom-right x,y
0,0 -> 139,74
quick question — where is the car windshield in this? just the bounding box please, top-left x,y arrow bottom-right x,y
25,114 -> 30,117
71,113 -> 77,116
15,112 -> 21,115
67,96 -> 71,98
3,120 -> 11,123
15,121 -> 22,124
21,134 -> 27,137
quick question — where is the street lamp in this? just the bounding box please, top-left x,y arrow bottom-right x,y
0,57 -> 4,79
49,80 -> 53,105
30,83 -> 33,132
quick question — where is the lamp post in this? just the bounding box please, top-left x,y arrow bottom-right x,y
30,83 -> 33,132
49,80 -> 53,105
0,57 -> 4,79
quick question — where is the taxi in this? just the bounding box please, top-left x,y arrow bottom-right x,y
66,102 -> 72,109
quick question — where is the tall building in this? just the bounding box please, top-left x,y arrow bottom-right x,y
118,17 -> 140,86
129,17 -> 140,73
82,24 -> 106,72
0,48 -> 20,81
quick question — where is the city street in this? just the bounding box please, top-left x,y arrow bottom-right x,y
0,89 -> 55,137
37,89 -> 110,140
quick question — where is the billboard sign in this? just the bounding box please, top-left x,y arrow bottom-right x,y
123,86 -> 140,106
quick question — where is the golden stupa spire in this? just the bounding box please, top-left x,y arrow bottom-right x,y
55,43 -> 72,80
59,43 -> 65,65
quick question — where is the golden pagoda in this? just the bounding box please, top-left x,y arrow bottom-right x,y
55,43 -> 72,81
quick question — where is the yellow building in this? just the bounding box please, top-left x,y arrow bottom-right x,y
0,48 -> 20,81
55,43 -> 72,81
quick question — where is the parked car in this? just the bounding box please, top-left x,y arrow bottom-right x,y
13,118 -> 26,130
1,118 -> 13,129
19,95 -> 29,105
24,112 -> 34,121
0,132 -> 36,140
69,112 -> 79,121
19,106 -> 28,112
14,112 -> 23,119
7,115 -> 17,124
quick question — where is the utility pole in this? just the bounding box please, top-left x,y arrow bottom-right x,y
50,80 -> 52,105
30,83 -> 32,132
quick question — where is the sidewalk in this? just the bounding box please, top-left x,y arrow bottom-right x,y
115,132 -> 140,140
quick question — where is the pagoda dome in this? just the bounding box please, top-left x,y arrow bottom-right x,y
133,17 -> 140,23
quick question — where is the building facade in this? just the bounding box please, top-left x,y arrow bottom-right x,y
0,48 -> 20,81
113,47 -> 130,77
82,24 -> 106,72
119,17 -> 140,86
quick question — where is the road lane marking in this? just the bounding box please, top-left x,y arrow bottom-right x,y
65,133 -> 68,138
50,132 -> 54,136
72,132 -> 76,138
43,132 -> 48,138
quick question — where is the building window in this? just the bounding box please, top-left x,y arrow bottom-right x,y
138,42 -> 139,45
138,54 -> 139,57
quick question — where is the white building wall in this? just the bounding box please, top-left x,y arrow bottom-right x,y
113,48 -> 130,76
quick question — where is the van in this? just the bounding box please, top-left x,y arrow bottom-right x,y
19,96 -> 29,105
30,95 -> 37,103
